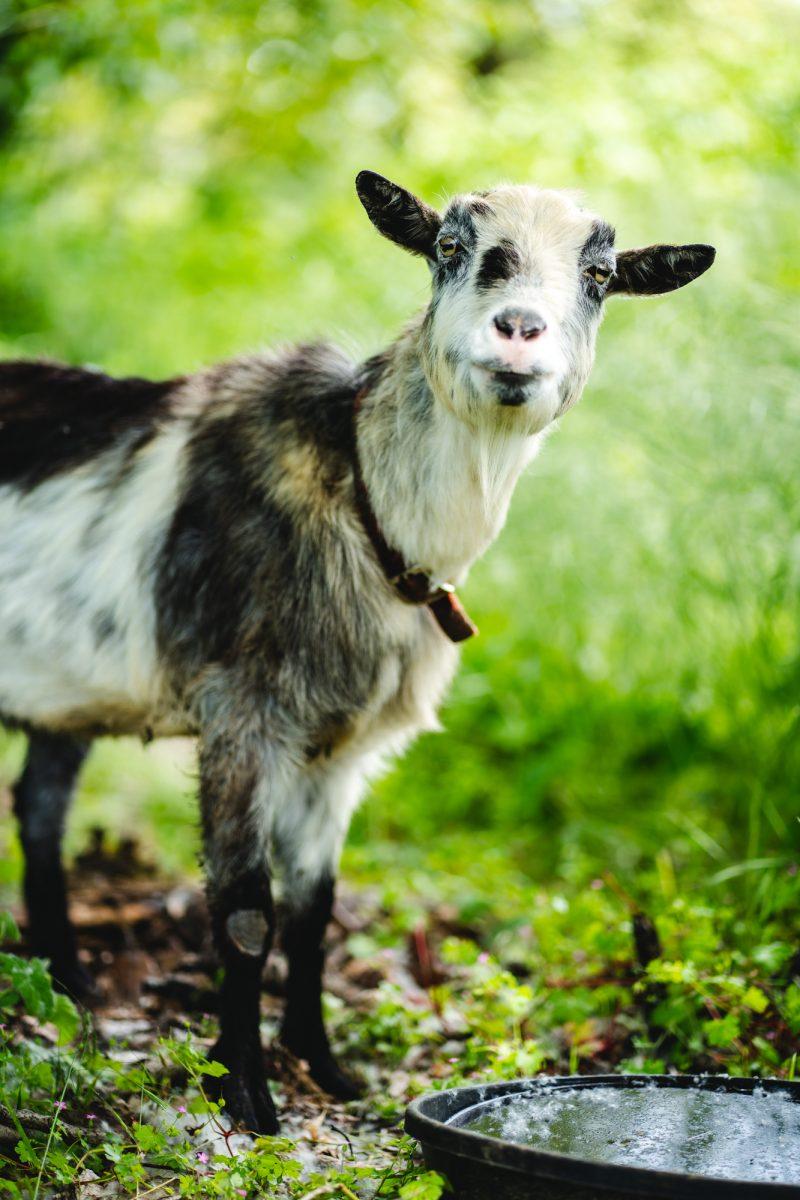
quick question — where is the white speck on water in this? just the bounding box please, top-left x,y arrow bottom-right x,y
451,1085 -> 800,1184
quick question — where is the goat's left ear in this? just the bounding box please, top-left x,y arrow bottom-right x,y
356,170 -> 441,260
607,243 -> 716,296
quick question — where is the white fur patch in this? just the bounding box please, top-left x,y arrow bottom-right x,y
264,605 -> 459,900
0,425 -> 191,732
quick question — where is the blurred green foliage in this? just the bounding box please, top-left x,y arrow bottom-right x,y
0,0 -> 798,913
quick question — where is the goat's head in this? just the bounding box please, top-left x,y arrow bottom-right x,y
356,171 -> 715,433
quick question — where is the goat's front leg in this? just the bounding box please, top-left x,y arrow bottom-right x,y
201,745 -> 278,1134
276,769 -> 365,1100
280,876 -> 363,1100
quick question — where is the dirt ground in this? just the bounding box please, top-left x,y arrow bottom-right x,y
3,829 -> 462,1188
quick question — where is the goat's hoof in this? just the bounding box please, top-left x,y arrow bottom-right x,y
50,959 -> 100,1003
210,1040 -> 279,1135
221,1071 -> 279,1135
309,1056 -> 365,1102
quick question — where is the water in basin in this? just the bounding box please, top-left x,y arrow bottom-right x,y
451,1084 -> 800,1184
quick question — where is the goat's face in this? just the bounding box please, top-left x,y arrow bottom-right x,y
423,186 -> 612,432
357,172 -> 715,433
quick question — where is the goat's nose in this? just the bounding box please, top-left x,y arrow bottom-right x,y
492,308 -> 547,340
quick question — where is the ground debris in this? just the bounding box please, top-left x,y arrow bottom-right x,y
0,833 -> 438,1187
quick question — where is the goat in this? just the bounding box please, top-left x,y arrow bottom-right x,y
0,172 -> 714,1132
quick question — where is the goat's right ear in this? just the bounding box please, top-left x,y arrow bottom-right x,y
356,171 -> 441,260
607,244 -> 716,296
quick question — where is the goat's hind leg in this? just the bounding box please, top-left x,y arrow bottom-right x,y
12,730 -> 92,997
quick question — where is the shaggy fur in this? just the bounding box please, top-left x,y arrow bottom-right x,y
1,172 -> 714,1132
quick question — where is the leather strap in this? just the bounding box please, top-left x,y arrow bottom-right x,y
352,387 -> 478,643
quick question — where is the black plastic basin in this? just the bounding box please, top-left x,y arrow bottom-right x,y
405,1074 -> 800,1199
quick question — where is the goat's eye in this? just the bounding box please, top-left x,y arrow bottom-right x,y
585,265 -> 612,285
438,236 -> 460,258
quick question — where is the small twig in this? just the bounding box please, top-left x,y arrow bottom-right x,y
601,871 -> 639,913
702,997 -> 748,1058
135,1174 -> 180,1199
0,1103 -> 96,1145
299,1185 -> 338,1200
302,1186 -> 359,1200
328,1121 -> 354,1157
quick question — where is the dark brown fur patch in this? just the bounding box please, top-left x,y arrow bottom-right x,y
154,347 -> 379,716
580,220 -> 616,264
476,240 -> 522,290
468,199 -> 493,217
0,360 -> 180,490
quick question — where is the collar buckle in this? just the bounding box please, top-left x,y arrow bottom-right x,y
390,566 -> 437,605
390,567 -> 458,607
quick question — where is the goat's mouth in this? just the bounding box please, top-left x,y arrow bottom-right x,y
471,362 -> 552,406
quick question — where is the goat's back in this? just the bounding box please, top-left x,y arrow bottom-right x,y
0,360 -> 180,492
0,360 -> 192,735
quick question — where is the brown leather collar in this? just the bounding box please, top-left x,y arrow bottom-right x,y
353,386 -> 477,643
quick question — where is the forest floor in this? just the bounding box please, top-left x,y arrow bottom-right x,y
1,826 -> 798,1198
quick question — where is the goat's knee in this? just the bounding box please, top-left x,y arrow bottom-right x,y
225,907 -> 271,958
210,868 -> 275,964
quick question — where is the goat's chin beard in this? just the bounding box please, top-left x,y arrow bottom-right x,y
427,360 -> 560,436
511,391 -> 561,435
458,377 -> 560,436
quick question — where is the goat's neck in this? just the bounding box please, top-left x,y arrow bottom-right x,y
357,324 -> 542,587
